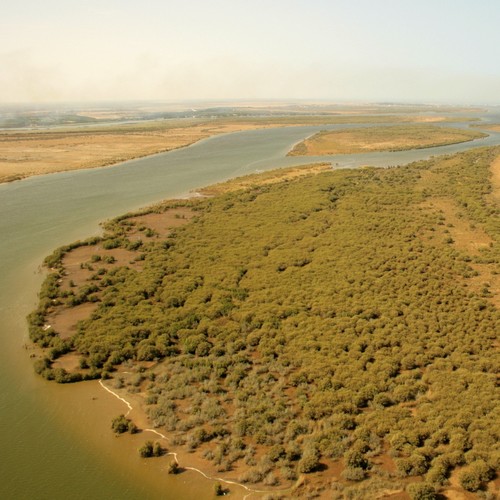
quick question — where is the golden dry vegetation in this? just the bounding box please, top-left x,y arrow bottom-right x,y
0,115 -> 472,184
288,125 -> 487,156
475,124 -> 500,133
198,162 -> 332,196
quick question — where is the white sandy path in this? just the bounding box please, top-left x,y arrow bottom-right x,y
98,380 -> 299,499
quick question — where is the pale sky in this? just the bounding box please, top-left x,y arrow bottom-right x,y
1,0 -> 500,104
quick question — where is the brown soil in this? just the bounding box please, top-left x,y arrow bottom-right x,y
442,467 -> 484,500
52,352 -> 82,371
373,453 -> 398,475
125,207 -> 196,239
48,302 -> 98,339
418,197 -> 500,307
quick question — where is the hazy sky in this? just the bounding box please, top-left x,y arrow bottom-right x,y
1,0 -> 500,104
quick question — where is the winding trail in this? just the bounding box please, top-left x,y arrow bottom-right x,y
98,379 -> 133,415
98,379 -> 301,499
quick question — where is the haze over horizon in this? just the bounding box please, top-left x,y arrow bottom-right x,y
2,0 -> 500,105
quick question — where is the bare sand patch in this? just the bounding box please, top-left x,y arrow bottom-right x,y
442,467 -> 482,500
52,352 -> 82,371
420,198 -> 492,253
48,302 -> 98,339
372,453 -> 397,475
126,207 -> 195,239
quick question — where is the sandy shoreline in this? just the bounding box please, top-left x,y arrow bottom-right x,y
98,379 -> 300,499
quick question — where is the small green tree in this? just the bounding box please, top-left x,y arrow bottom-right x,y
139,441 -> 154,458
111,414 -> 137,434
407,482 -> 437,500
298,446 -> 320,473
214,482 -> 225,496
167,461 -> 180,474
153,441 -> 165,457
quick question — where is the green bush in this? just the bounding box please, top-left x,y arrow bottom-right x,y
111,414 -> 137,434
139,441 -> 154,458
407,482 -> 437,500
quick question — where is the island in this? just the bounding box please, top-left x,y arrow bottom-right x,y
287,125 -> 487,156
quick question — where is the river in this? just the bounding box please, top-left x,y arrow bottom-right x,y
0,115 -> 499,499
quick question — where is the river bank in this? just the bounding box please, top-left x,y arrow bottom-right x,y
2,122 -> 500,499
0,113 -> 473,185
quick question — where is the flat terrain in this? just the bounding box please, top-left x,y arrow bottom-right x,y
288,125 -> 487,156
0,114 -> 471,184
30,150 -> 500,499
474,124 -> 500,133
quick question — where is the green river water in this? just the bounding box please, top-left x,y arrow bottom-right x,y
0,120 -> 499,499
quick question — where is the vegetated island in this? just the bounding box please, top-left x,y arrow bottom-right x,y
473,123 -> 500,133
28,148 -> 499,499
287,125 -> 487,156
0,109 -> 478,184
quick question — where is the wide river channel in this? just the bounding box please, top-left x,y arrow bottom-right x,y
1,115 -> 499,499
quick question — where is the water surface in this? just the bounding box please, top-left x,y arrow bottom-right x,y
1,115 -> 499,499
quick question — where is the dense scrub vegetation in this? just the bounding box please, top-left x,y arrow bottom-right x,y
29,148 -> 499,496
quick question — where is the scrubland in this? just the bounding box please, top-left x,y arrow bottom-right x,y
29,148 -> 499,499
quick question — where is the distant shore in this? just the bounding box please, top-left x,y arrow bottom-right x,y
0,113 -> 468,185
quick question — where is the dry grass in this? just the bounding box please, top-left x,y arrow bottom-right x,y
0,116 -> 469,184
476,124 -> 500,133
288,125 -> 486,156
0,120 -> 265,184
199,162 -> 332,196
